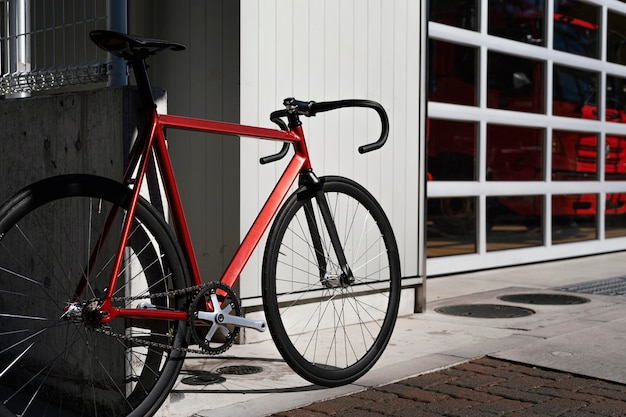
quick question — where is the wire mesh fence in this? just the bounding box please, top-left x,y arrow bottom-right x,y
1,0 -> 117,96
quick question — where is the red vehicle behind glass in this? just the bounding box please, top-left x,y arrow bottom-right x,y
429,10 -> 626,233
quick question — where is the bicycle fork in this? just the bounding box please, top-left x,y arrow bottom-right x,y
300,171 -> 354,288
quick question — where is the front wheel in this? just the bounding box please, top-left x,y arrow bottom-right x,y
0,175 -> 189,417
262,176 -> 401,387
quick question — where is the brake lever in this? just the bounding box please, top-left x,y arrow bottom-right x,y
260,110 -> 291,165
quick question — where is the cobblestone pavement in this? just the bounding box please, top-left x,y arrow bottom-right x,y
269,357 -> 626,417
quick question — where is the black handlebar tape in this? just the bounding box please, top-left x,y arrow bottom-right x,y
308,100 -> 390,153
270,98 -> 390,157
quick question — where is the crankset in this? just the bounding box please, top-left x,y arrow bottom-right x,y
189,282 -> 267,355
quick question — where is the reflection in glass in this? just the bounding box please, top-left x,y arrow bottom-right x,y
606,75 -> 626,124
552,194 -> 597,244
428,40 -> 478,106
553,65 -> 598,119
486,195 -> 543,251
552,130 -> 597,181
553,1 -> 599,58
608,12 -> 626,65
606,200 -> 626,238
428,119 -> 476,181
487,51 -> 544,113
429,0 -> 478,31
488,0 -> 545,45
606,193 -> 626,220
487,124 -> 543,181
427,197 -> 476,257
605,133 -> 626,181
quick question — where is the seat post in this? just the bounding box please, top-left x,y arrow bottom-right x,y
129,58 -> 157,112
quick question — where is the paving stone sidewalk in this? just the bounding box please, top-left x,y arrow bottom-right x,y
270,357 -> 626,417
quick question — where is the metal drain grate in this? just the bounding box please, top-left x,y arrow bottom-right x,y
498,293 -> 589,305
215,365 -> 264,376
181,371 -> 226,386
554,276 -> 626,296
435,304 -> 535,318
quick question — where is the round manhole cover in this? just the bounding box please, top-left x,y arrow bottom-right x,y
435,304 -> 535,318
215,365 -> 264,376
181,371 -> 226,386
498,293 -> 589,305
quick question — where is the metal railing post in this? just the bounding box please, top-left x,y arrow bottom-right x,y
106,0 -> 127,87
7,0 -> 30,98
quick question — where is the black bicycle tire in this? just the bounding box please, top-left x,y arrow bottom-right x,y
262,175 -> 401,387
0,174 -> 189,417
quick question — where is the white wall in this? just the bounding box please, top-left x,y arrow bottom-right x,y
239,0 -> 424,300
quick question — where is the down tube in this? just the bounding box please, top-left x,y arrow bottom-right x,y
220,154 -> 307,288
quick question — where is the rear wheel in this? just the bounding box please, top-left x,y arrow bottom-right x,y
0,175 -> 189,417
262,176 -> 401,387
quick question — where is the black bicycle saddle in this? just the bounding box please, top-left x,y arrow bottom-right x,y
90,30 -> 186,60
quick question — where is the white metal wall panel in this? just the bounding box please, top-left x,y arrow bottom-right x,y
239,0 -> 422,299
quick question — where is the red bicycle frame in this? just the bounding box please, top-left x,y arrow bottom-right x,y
79,35 -> 388,324
97,107 -> 311,323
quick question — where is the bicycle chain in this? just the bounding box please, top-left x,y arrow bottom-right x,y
92,282 -> 226,356
109,282 -> 209,303
92,326 -> 210,355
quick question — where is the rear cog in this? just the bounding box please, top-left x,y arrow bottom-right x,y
189,282 -> 241,355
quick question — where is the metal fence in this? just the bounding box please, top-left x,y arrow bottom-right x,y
1,0 -> 126,97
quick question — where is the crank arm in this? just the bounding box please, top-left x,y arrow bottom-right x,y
197,311 -> 267,332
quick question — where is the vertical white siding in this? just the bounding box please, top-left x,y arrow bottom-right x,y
240,0 -> 423,299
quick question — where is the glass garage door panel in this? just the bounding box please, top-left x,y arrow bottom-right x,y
487,125 -> 544,181
553,0 -> 599,59
487,195 -> 544,252
429,0 -> 478,31
487,51 -> 544,114
553,65 -> 598,120
552,130 -> 598,181
488,0 -> 545,46
552,194 -> 597,244
606,201 -> 626,238
427,0 -> 626,273
429,40 -> 478,107
427,197 -> 476,258
428,119 -> 477,180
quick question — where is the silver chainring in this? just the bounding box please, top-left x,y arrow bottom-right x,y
189,281 -> 242,355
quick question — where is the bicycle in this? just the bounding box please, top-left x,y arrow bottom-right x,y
0,30 -> 401,417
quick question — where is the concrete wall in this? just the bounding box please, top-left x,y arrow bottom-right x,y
0,86 -> 142,414
0,87 -> 134,201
